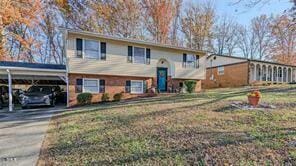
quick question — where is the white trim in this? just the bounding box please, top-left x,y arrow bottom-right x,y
82,78 -> 100,93
130,80 -> 144,94
132,46 -> 146,64
0,66 -> 66,73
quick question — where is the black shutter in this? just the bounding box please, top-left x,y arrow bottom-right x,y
125,80 -> 131,93
99,80 -> 105,93
76,38 -> 83,58
183,53 -> 187,68
143,80 -> 147,93
76,79 -> 83,93
196,55 -> 199,68
146,48 -> 150,65
101,42 -> 106,60
128,46 -> 133,63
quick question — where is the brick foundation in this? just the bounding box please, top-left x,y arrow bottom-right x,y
69,73 -> 153,106
202,62 -> 249,89
69,73 -> 202,106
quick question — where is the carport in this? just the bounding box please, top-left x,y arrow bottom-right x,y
0,61 -> 68,111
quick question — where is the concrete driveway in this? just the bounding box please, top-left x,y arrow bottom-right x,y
0,106 -> 66,166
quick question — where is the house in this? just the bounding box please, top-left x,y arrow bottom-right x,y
65,29 -> 207,106
202,54 -> 296,89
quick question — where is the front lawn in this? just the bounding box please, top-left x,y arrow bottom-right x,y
40,85 -> 296,165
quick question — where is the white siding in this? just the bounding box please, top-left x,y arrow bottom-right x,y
207,55 -> 247,68
67,34 -> 206,80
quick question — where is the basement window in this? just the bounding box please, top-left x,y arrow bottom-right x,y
131,80 -> 144,94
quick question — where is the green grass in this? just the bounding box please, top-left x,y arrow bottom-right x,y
42,85 -> 296,165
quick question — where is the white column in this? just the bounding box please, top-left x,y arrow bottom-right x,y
290,69 -> 292,83
260,65 -> 262,81
7,69 -> 13,112
254,64 -> 257,81
66,74 -> 70,108
275,66 -> 279,83
271,67 -> 274,83
281,68 -> 284,82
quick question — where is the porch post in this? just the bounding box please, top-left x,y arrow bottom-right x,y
260,64 -> 262,81
276,67 -> 279,83
66,73 -> 69,107
290,68 -> 292,83
281,68 -> 284,82
7,69 -> 13,112
254,64 -> 257,81
271,67 -> 274,83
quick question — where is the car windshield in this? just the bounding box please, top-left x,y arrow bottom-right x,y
28,86 -> 52,93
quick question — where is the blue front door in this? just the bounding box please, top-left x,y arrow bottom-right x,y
157,68 -> 168,92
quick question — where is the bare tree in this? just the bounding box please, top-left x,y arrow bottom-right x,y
236,25 -> 257,59
181,1 -> 215,50
251,15 -> 271,60
213,15 -> 239,56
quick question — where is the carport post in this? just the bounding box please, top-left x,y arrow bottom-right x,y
66,74 -> 69,107
7,69 -> 13,112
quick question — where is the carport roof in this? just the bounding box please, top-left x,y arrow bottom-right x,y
0,61 -> 66,70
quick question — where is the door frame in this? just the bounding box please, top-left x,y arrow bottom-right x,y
157,67 -> 168,92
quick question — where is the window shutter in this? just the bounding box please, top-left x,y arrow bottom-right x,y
143,81 -> 147,93
128,46 -> 133,63
196,55 -> 199,68
146,48 -> 150,65
99,80 -> 105,93
101,42 -> 106,60
125,80 -> 131,93
76,38 -> 83,58
76,79 -> 83,93
183,53 -> 187,68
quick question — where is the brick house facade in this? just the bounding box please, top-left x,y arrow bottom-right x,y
64,29 -> 206,106
202,54 -> 296,89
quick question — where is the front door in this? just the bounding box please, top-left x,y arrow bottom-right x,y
157,68 -> 168,92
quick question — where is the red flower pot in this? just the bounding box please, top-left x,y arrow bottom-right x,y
248,96 -> 260,107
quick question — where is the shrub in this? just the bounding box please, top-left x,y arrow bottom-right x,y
184,80 -> 196,93
113,92 -> 123,101
101,93 -> 110,102
77,93 -> 92,105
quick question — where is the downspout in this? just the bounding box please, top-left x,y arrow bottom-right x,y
7,69 -> 13,112
247,60 -> 250,85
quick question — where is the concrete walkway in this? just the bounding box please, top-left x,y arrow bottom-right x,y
0,106 -> 66,166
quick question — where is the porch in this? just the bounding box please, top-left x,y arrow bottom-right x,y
249,62 -> 296,84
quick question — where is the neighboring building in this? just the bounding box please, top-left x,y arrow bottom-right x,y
65,29 -> 207,106
202,54 -> 296,89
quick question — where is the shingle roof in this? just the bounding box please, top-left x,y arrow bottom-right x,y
0,61 -> 66,70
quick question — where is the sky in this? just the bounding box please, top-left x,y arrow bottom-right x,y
185,0 -> 293,26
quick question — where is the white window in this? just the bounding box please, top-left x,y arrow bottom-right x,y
186,54 -> 196,68
83,79 -> 99,93
133,47 -> 145,64
218,66 -> 224,75
131,80 -> 144,94
84,40 -> 100,59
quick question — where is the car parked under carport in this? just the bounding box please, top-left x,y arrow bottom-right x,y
0,61 -> 68,111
